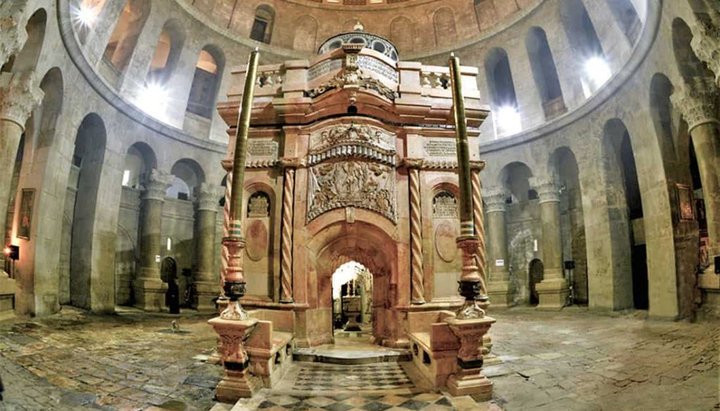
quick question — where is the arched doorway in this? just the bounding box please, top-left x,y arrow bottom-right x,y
529,259 -> 544,306
161,257 -> 179,313
332,261 -> 373,335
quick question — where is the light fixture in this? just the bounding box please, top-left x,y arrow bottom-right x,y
584,56 -> 611,89
4,245 -> 19,261
495,105 -> 522,135
71,1 -> 99,28
136,81 -> 169,120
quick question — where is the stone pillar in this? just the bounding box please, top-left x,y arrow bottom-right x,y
672,78 -> 720,267
691,11 -> 720,87
445,315 -> 495,399
134,169 -> 173,311
0,3 -> 29,67
195,183 -> 223,311
0,71 -> 42,269
279,158 -> 300,303
531,177 -> 569,309
406,159 -> 425,304
483,187 -> 512,307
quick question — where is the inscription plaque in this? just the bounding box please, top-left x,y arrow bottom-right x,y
423,140 -> 457,158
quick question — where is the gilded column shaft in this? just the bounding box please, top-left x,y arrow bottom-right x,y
408,163 -> 425,304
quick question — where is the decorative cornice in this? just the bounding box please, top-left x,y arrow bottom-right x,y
278,157 -> 305,169
0,2 -> 28,67
0,71 -> 43,128
142,169 -> 174,201
196,183 -> 224,211
530,177 -> 559,204
482,187 -> 508,213
671,77 -> 719,131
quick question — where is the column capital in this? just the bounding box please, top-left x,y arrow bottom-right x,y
671,77 -> 719,131
530,176 -> 560,203
0,3 -> 28,67
691,17 -> 720,86
278,157 -> 304,169
142,169 -> 173,201
196,183 -> 223,211
0,71 -> 43,129
483,187 -> 508,213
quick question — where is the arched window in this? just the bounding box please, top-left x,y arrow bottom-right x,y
147,20 -> 185,84
187,47 -> 224,119
390,17 -> 414,54
250,5 -> 275,44
433,8 -> 457,47
526,27 -> 566,119
485,48 -> 521,135
605,0 -> 641,44
102,0 -> 151,74
292,16 -> 318,52
560,0 -> 609,96
168,159 -> 205,201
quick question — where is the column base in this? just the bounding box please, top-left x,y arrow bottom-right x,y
215,369 -> 259,403
195,281 -> 220,312
536,278 -> 569,310
133,278 -> 167,312
487,280 -> 513,308
446,367 -> 493,399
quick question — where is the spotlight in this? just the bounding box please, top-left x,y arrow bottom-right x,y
584,56 -> 611,88
71,1 -> 99,28
136,82 -> 169,120
3,245 -> 19,261
495,105 -> 522,135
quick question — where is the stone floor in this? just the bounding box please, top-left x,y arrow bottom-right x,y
0,307 -> 717,410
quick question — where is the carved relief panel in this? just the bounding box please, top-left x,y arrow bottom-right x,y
307,123 -> 397,223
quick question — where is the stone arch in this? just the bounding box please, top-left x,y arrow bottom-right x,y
498,162 -> 533,204
168,158 -> 205,201
292,16 -> 318,52
187,45 -> 225,119
560,0 -> 607,95
671,18 -> 714,81
5,8 -> 47,73
485,47 -> 521,136
526,27 -> 566,119
32,67 -> 64,150
389,17 -> 414,54
433,8 -> 457,47
242,181 -> 276,299
250,4 -> 275,44
122,142 -> 157,189
102,0 -> 152,74
146,19 -> 186,84
649,73 -> 679,173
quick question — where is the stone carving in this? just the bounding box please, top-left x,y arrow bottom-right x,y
308,59 -> 343,80
142,169 -> 174,201
434,221 -> 458,263
308,160 -> 396,222
245,220 -> 268,262
0,2 -> 28,68
671,77 -> 719,130
483,187 -> 508,214
357,55 -> 399,83
471,169 -> 487,287
0,71 -> 43,127
309,123 -> 396,166
196,183 -> 223,211
423,139 -> 457,158
256,69 -> 283,88
433,191 -> 458,218
247,192 -> 270,218
305,50 -> 397,101
421,70 -> 450,89
530,177 -> 560,203
691,15 -> 720,86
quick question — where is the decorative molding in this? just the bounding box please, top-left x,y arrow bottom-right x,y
196,183 -> 224,211
671,77 -> 720,131
309,123 -> 396,166
0,71 -> 43,128
691,16 -> 720,86
142,169 -> 174,201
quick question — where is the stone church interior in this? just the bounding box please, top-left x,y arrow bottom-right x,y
0,0 -> 718,410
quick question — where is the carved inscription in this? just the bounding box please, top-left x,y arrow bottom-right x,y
248,140 -> 279,159
308,59 -> 342,80
308,160 -> 396,222
424,140 -> 457,158
357,56 -> 399,83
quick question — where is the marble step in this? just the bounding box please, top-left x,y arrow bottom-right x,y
293,346 -> 412,365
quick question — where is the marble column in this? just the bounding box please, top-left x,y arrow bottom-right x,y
672,78 -> 720,268
195,183 -> 223,311
691,10 -> 720,88
0,71 -> 42,270
531,177 -> 569,309
406,159 -> 425,304
0,3 -> 29,67
134,169 -> 173,311
483,187 -> 512,307
279,158 -> 300,303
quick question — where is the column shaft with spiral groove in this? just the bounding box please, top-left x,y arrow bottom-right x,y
409,164 -> 425,304
279,164 -> 296,303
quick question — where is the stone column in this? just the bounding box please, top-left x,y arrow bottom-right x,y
0,3 -> 29,67
406,159 -> 425,304
279,158 -> 300,303
0,71 -> 42,269
483,187 -> 512,307
134,169 -> 173,311
691,10 -> 720,87
672,78 -> 720,261
195,183 -> 223,311
531,177 -> 569,309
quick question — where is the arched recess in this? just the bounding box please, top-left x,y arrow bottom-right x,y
121,142 -> 157,189
560,0 -> 608,96
292,16 -> 318,52
602,119 -> 647,310
63,113 -> 108,310
390,17 -> 414,54
526,27 -> 566,119
433,8 -> 457,47
671,18 -> 714,81
550,147 -> 587,304
649,72 -> 698,320
485,48 -> 521,136
186,46 -> 225,119
499,162 -> 533,204
102,0 -> 151,75
168,158 -> 205,201
3,9 -> 47,73
250,5 -> 275,44
74,0 -> 108,45
604,0 -> 641,44
430,184 -> 460,300
243,184 -> 276,300
146,19 -> 186,84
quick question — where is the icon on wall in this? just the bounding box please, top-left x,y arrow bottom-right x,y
676,184 -> 694,222
17,189 -> 35,240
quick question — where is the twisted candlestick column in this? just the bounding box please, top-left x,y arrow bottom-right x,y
279,164 -> 296,303
409,165 -> 426,304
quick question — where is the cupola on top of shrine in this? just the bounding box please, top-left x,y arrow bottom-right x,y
218,31 -> 488,131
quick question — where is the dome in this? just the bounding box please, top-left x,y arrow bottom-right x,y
317,22 -> 399,60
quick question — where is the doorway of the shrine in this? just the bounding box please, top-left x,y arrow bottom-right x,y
331,261 -> 373,336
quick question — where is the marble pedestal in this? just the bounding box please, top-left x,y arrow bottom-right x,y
208,316 -> 259,402
445,316 -> 495,400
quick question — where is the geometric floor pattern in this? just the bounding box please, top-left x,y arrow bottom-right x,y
254,392 -> 455,410
293,363 -> 415,392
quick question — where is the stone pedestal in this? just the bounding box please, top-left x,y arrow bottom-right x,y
195,183 -> 223,311
532,178 -> 569,310
208,316 -> 259,402
134,170 -> 173,311
445,316 -> 495,399
484,188 -> 513,307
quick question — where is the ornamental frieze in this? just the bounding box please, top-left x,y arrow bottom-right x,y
307,160 -> 396,223
308,123 -> 396,166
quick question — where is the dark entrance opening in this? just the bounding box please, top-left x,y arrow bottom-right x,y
529,258 -> 544,306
